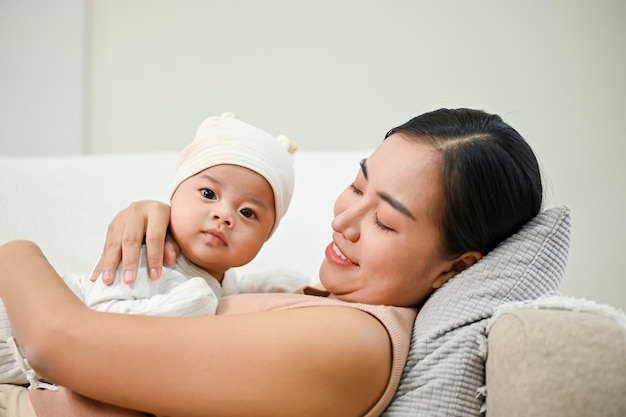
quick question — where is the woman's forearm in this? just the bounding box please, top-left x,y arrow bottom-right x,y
0,241 -> 87,349
53,308 -> 389,417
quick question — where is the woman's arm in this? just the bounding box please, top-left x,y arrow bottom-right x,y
90,200 -> 178,284
0,241 -> 392,417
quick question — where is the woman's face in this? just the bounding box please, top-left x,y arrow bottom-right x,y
319,134 -> 458,307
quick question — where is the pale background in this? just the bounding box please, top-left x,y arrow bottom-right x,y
1,0 -> 625,309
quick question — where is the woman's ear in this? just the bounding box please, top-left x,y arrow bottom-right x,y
432,251 -> 483,289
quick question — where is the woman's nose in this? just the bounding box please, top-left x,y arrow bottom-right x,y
332,200 -> 365,242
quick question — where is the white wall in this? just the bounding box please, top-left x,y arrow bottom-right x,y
0,0 -> 85,154
2,0 -> 626,309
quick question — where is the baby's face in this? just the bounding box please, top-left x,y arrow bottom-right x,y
170,164 -> 275,279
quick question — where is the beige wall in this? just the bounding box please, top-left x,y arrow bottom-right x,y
2,0 -> 626,309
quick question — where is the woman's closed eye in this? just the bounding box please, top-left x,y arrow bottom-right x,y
375,213 -> 394,232
201,188 -> 217,200
350,182 -> 393,231
349,183 -> 363,195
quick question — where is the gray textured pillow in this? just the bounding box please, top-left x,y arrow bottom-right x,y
383,205 -> 572,416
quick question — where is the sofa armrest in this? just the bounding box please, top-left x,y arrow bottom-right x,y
486,309 -> 626,417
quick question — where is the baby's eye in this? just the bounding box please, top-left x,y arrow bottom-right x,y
201,189 -> 216,200
240,208 -> 256,219
349,183 -> 363,195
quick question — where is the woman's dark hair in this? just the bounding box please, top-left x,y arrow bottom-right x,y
385,108 -> 543,257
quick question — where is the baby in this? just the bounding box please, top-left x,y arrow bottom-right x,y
80,112 -> 299,316
0,112 -> 303,388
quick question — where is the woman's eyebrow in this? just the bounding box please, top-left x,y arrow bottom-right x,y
361,159 -> 415,220
359,159 -> 368,179
378,192 -> 416,220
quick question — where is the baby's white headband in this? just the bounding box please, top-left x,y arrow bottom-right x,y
173,112 -> 296,237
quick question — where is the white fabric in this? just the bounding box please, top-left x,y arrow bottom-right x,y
174,113 -> 296,237
0,302 -> 24,386
83,248 -> 224,316
83,249 -> 309,314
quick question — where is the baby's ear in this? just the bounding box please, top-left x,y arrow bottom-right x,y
432,251 -> 482,289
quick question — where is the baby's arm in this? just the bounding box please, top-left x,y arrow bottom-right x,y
85,251 -> 218,317
86,276 -> 219,317
85,268 -> 217,317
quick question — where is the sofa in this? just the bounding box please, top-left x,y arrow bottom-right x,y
1,150 -> 625,416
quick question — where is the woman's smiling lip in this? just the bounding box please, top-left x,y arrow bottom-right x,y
325,242 -> 358,266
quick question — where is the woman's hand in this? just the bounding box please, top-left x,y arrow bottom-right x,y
90,200 -> 179,285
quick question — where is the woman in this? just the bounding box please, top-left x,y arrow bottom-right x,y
0,108 -> 542,416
